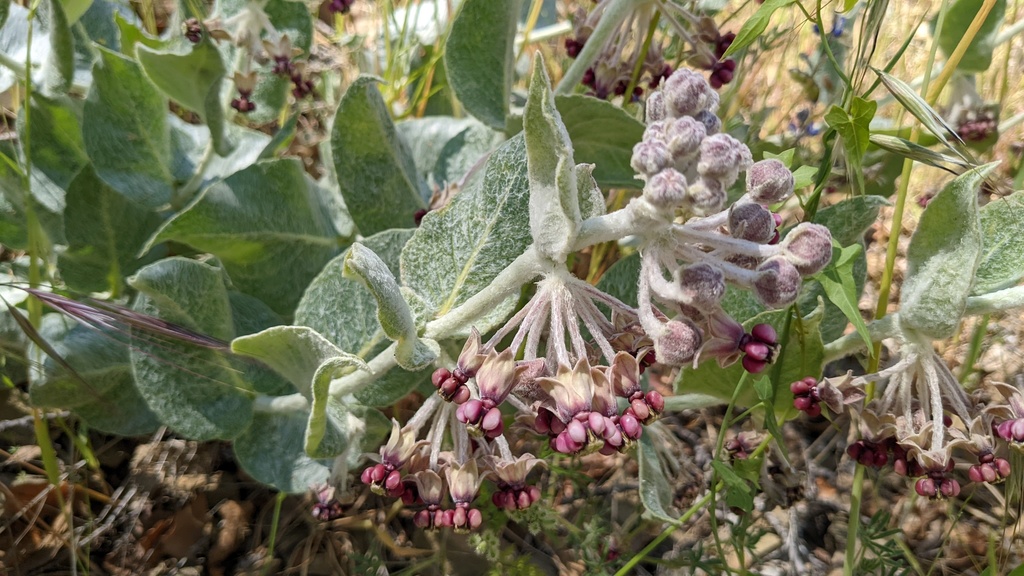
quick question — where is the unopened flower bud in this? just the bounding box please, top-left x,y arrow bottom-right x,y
644,168 -> 688,209
753,257 -> 801,308
646,90 -> 667,123
620,412 -> 642,440
664,116 -> 706,162
746,159 -> 795,205
645,390 -> 665,414
939,478 -> 960,498
688,177 -> 726,214
662,68 -> 719,118
675,263 -> 725,311
781,223 -> 833,275
654,319 -> 702,366
729,203 -> 776,243
631,140 -> 673,178
697,134 -> 752,187
915,477 -> 936,498
694,110 -> 721,135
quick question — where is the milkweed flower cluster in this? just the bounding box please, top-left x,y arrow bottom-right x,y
565,1 -> 739,99
354,67 -> 832,531
794,344 -> 1024,500
182,1 -> 317,113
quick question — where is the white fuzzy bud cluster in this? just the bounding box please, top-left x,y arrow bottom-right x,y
627,67 -> 834,371
632,68 -> 755,216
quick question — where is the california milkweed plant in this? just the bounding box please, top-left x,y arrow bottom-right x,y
4,0 -> 1024,570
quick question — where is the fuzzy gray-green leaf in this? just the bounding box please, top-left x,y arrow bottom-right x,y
59,165 -> 164,293
42,0 -> 74,96
344,243 -> 417,343
400,134 -> 533,334
129,258 -> 253,440
638,431 -> 682,525
973,190 -> 1024,295
556,95 -> 645,190
296,229 -> 429,406
811,195 -> 889,246
445,0 -> 520,129
136,39 -> 231,155
233,408 -> 329,493
525,56 -> 579,263
83,46 -> 175,209
307,356 -> 371,457
331,76 -> 427,236
900,164 -> 994,339
231,325 -> 366,398
343,242 -> 437,370
396,116 -> 504,188
29,315 -> 160,436
151,158 -> 341,315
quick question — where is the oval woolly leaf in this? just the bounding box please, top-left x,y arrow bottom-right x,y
231,325 -> 365,398
233,408 -> 329,493
151,158 -> 342,315
811,195 -> 889,246
900,164 -> 994,339
555,95 -> 645,190
128,258 -> 253,440
444,0 -> 520,129
638,431 -> 682,525
330,76 -> 427,236
136,38 -> 231,155
83,46 -> 175,209
42,0 -> 74,96
525,56 -> 579,263
59,165 -> 164,293
396,116 -> 504,188
343,243 -> 438,371
29,315 -> 160,436
19,93 -> 88,191
296,229 -> 429,406
595,252 -> 640,308
400,134 -> 532,334
973,190 -> 1024,295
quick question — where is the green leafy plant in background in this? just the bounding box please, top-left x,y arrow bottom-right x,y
2,0 -> 1024,573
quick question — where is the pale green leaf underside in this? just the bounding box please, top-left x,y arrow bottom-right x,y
445,0 -> 520,129
973,190 -> 1024,295
900,164 -> 993,339
400,134 -> 533,334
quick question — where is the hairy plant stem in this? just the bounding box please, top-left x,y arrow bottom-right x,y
173,141 -> 217,209
555,0 -> 643,95
252,200 -> 663,413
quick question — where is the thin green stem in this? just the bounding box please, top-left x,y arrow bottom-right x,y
926,0 -> 999,104
556,0 -> 641,95
259,491 -> 287,576
173,141 -> 216,209
623,10 -> 660,103
959,314 -> 989,383
613,488 -> 716,576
